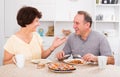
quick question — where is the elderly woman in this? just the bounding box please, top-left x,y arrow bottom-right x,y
3,6 -> 66,65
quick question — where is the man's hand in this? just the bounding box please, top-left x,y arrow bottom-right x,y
56,51 -> 65,60
82,53 -> 97,62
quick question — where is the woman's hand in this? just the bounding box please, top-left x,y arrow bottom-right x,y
50,37 -> 67,50
41,37 -> 66,59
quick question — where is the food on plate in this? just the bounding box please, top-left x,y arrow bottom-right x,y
68,59 -> 84,64
63,59 -> 84,65
37,63 -> 45,69
48,62 -> 76,71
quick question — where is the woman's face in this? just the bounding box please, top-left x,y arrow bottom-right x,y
26,17 -> 40,32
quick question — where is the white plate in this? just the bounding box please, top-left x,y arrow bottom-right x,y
85,62 -> 98,65
63,59 -> 84,65
31,59 -> 52,64
64,59 -> 97,65
49,69 -> 75,73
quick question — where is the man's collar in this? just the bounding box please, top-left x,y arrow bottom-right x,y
81,29 -> 91,40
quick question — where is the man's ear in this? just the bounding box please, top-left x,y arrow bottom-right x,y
86,22 -> 90,28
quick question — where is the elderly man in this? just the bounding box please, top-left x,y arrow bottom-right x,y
56,11 -> 114,64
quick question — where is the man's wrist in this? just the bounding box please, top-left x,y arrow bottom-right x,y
94,56 -> 98,62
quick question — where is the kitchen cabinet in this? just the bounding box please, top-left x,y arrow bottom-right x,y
94,0 -> 120,52
95,3 -> 120,37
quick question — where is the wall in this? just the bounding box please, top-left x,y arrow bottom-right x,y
4,0 -> 95,37
0,0 -> 4,65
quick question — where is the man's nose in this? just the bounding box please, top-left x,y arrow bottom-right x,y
73,24 -> 77,29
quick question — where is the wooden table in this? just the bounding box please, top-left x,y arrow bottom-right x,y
0,61 -> 120,77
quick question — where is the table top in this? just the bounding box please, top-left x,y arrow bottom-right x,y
0,61 -> 120,77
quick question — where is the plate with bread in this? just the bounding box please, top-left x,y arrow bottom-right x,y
47,62 -> 76,73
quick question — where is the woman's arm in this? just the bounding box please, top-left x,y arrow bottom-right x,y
41,46 -> 55,59
41,37 -> 66,59
3,50 -> 14,65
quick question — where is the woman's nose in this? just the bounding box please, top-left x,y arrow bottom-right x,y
38,22 -> 40,26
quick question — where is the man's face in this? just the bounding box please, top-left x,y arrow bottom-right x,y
73,14 -> 87,36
